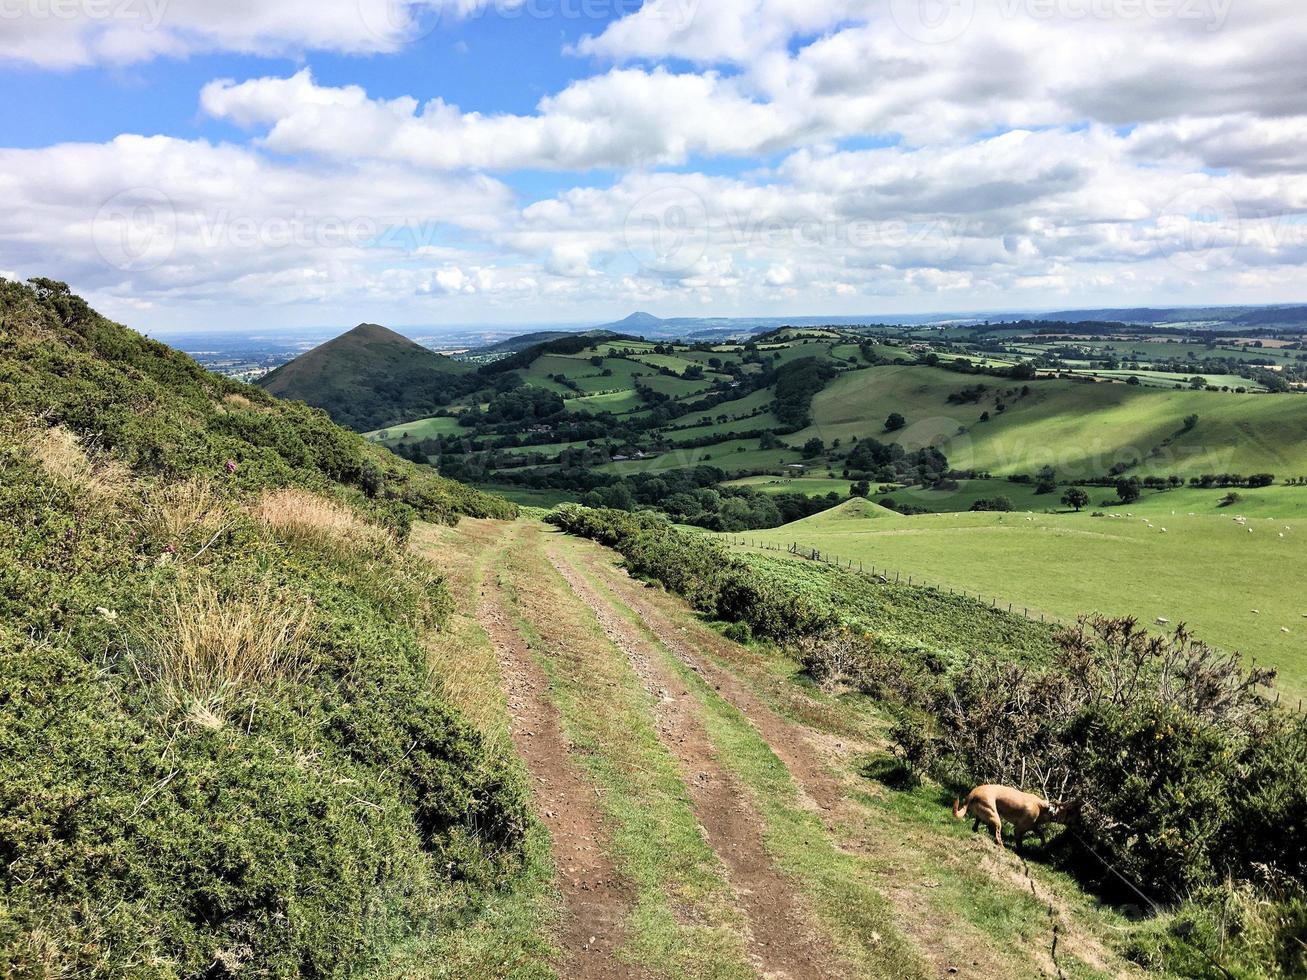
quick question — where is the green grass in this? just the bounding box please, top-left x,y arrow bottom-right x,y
724,475 -> 854,497
568,388 -> 644,415
366,415 -> 463,443
1070,369 -> 1267,391
869,478 -> 1057,513
742,499 -> 1307,698
477,485 -> 576,508
599,439 -> 804,476
799,364 -> 1307,480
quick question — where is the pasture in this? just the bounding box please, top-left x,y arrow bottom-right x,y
740,498 -> 1307,698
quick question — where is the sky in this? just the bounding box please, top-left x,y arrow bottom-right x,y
1,0 -> 1306,334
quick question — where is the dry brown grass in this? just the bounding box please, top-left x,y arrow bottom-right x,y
143,477 -> 226,548
28,425 -> 128,499
222,392 -> 252,409
137,580 -> 313,709
251,487 -> 391,559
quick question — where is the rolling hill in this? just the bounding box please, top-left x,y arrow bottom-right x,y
797,364 -> 1307,480
259,322 -> 483,430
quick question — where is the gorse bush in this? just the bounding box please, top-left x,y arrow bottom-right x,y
547,505 -> 1056,658
0,279 -> 529,976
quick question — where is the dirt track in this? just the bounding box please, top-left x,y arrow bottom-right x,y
457,520 -> 1131,980
547,543 -> 850,980
477,535 -> 648,979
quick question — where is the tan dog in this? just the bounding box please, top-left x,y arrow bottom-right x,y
952,784 -> 1080,849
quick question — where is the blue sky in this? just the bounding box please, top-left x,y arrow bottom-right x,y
1,0 -> 1304,334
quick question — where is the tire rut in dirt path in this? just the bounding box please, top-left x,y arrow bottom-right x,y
477,537 -> 648,980
573,547 -> 845,814
547,544 -> 852,980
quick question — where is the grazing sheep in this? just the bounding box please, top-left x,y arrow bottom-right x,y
1157,617 -> 1171,625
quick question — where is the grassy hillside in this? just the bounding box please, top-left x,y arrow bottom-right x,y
0,279 -> 526,975
742,498 -> 1307,698
798,365 -> 1307,480
260,322 -> 482,431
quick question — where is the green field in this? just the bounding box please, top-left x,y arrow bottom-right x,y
366,414 -> 463,442
798,365 -> 1307,479
724,475 -> 855,497
739,498 -> 1307,698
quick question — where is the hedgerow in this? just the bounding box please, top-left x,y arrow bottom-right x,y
546,504 -> 1056,659
0,279 -> 529,975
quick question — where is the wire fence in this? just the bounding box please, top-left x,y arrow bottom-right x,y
726,534 -> 1304,713
725,534 -> 1072,629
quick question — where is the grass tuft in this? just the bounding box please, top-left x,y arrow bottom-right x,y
27,424 -> 127,499
136,579 -> 313,708
252,487 -> 392,559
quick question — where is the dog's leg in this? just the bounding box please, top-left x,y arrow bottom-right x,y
989,816 -> 1003,847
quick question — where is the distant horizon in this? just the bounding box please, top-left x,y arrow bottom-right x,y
140,299 -> 1307,341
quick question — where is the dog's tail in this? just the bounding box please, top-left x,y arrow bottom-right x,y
952,794 -> 968,821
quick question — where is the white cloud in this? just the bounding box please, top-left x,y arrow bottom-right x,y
5,0 -> 1307,325
202,68 -> 794,171
0,0 -> 499,68
0,134 -> 515,306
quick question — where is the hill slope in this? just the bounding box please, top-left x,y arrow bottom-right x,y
259,322 -> 482,430
798,364 -> 1307,479
0,278 -> 525,974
